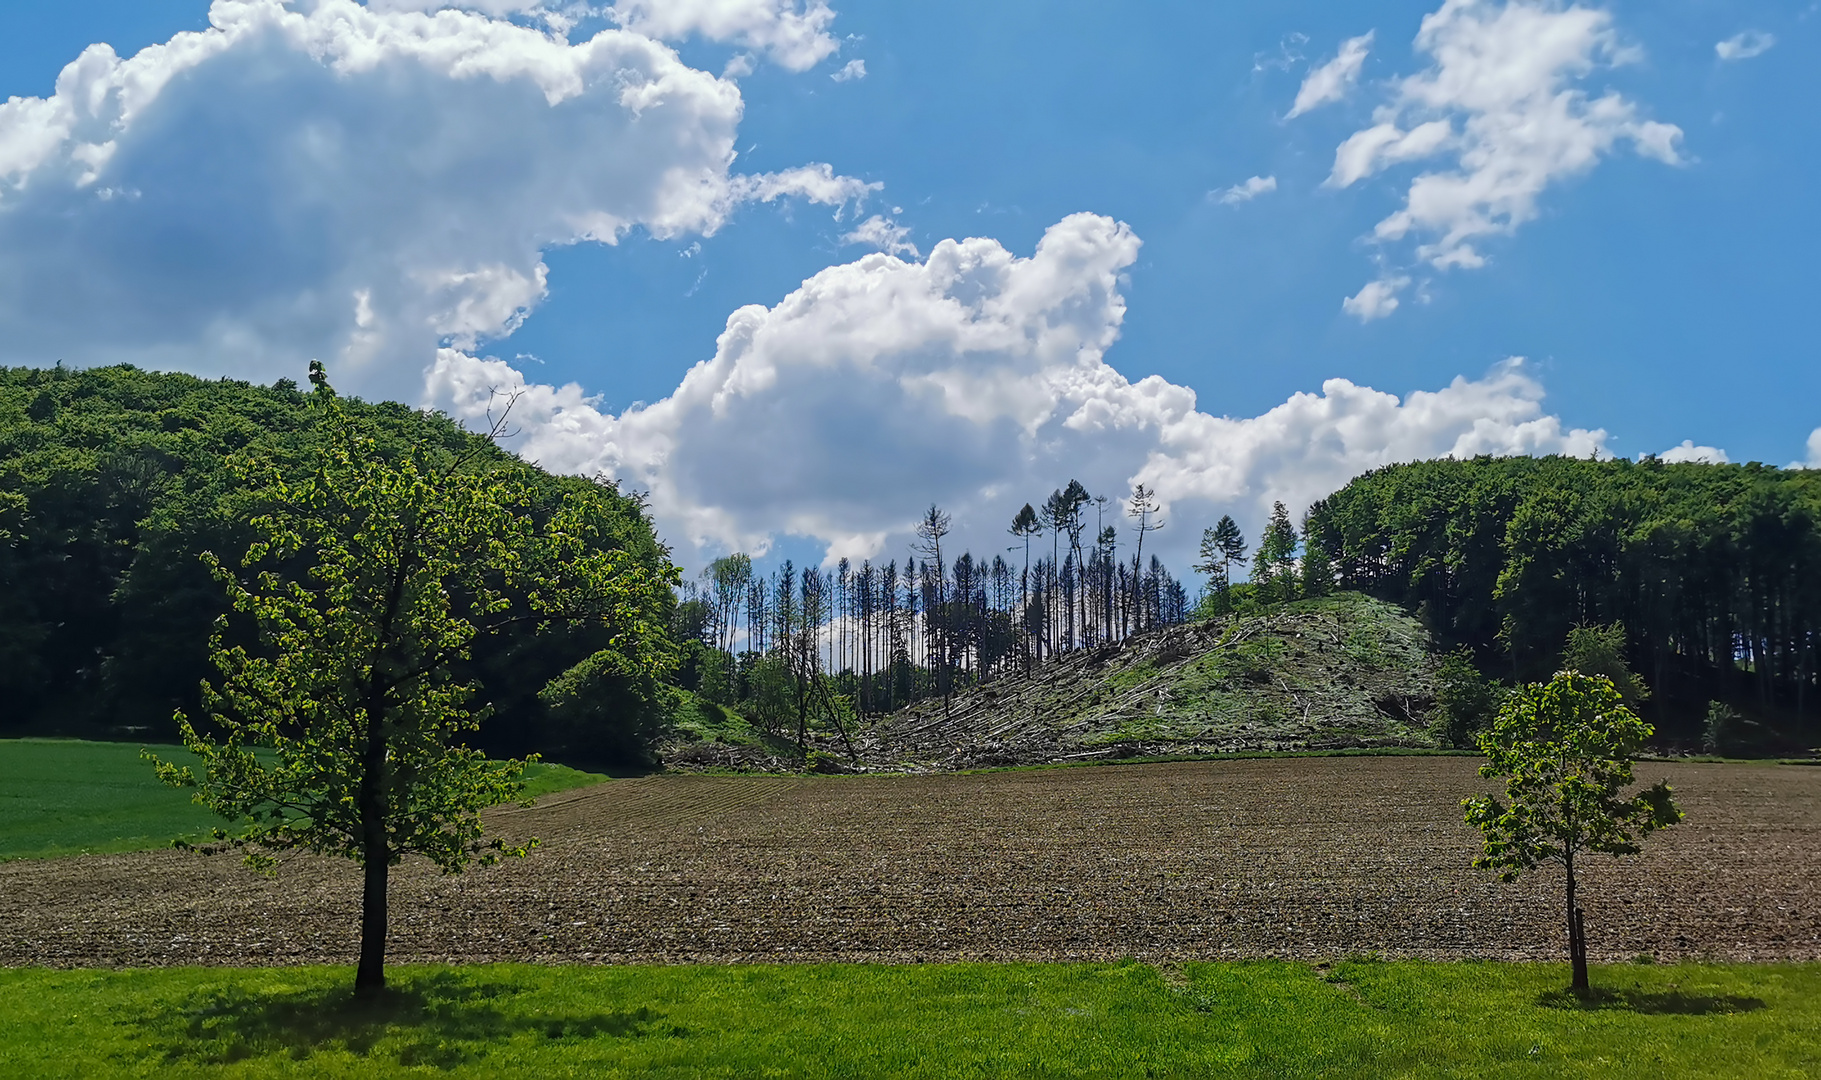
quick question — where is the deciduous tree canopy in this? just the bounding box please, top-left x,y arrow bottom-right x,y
0,364 -> 675,766
148,365 -> 676,994
1464,670 -> 1681,992
1307,456 -> 1821,744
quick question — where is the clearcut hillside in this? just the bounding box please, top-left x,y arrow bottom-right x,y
849,592 -> 1442,771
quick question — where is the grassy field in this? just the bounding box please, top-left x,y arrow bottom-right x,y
0,961 -> 1813,1078
0,739 -> 607,861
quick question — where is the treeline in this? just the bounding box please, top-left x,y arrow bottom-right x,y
0,364 -> 676,766
674,487 -> 1194,731
1306,455 -> 1821,742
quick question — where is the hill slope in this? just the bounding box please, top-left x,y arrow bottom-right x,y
850,592 -> 1441,770
0,364 -> 674,766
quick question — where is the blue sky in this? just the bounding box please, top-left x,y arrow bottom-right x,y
1,0 -> 1816,573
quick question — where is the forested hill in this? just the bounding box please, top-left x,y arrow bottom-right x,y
0,364 -> 675,765
1306,456 -> 1821,743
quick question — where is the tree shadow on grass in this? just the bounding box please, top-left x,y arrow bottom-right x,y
127,971 -> 681,1070
1536,987 -> 1767,1016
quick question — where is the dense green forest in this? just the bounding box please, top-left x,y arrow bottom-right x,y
1306,455 -> 1821,746
0,364 -> 676,767
10,365 -> 1815,764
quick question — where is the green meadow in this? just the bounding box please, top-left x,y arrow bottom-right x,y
0,961 -> 1814,1078
0,739 -> 606,861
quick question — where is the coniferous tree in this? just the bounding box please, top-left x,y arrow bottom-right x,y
1127,485 -> 1164,631
1299,510 -> 1333,598
1009,503 -> 1043,673
1195,525 -> 1229,603
1254,501 -> 1298,607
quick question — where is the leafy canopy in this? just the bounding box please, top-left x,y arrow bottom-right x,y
1464,671 -> 1681,882
149,371 -> 677,873
0,363 -> 673,753
1433,647 -> 1504,750
1560,622 -> 1648,707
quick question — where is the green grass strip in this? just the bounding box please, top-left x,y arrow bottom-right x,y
0,739 -> 607,861
0,961 -> 1814,1078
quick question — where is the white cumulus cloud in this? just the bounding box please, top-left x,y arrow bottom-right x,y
607,0 -> 840,72
1216,175 -> 1277,205
1287,32 -> 1374,118
1328,0 -> 1683,314
1655,440 -> 1728,465
428,215 -> 1607,569
1797,429 -> 1821,470
1341,276 -> 1410,320
842,214 -> 918,257
0,0 -> 870,399
1715,31 -> 1775,62
365,1 -> 841,69
830,59 -> 866,82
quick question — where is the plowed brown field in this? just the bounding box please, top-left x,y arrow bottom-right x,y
2,757 -> 1815,968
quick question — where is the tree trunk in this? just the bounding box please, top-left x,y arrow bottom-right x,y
355,841 -> 390,996
1565,855 -> 1589,995
355,694 -> 390,998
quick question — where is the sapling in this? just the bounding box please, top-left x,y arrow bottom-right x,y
1463,670 -> 1682,994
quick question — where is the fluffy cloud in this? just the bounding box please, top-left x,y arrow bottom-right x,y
1798,429 -> 1821,470
1329,0 -> 1683,317
830,59 -> 866,82
607,0 -> 840,72
842,214 -> 918,257
1215,175 -> 1277,205
1341,275 -> 1409,320
1287,32 -> 1374,118
1655,440 -> 1728,465
429,214 -> 1607,569
347,1 -> 844,71
1715,31 -> 1775,62
0,0 -> 868,398
1132,362 -> 1607,531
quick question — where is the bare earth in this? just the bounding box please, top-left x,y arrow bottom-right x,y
2,757 -> 1816,968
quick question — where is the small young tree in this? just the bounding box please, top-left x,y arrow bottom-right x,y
1701,700 -> 1740,755
1463,671 -> 1682,994
148,363 -> 676,997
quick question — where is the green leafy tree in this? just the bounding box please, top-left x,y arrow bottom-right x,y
1463,671 -> 1682,994
1432,646 -> 1503,749
148,364 -> 677,997
0,363 -> 671,746
1299,510 -> 1332,599
1560,622 -> 1649,707
1303,455 -> 1821,742
1701,700 -> 1739,755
